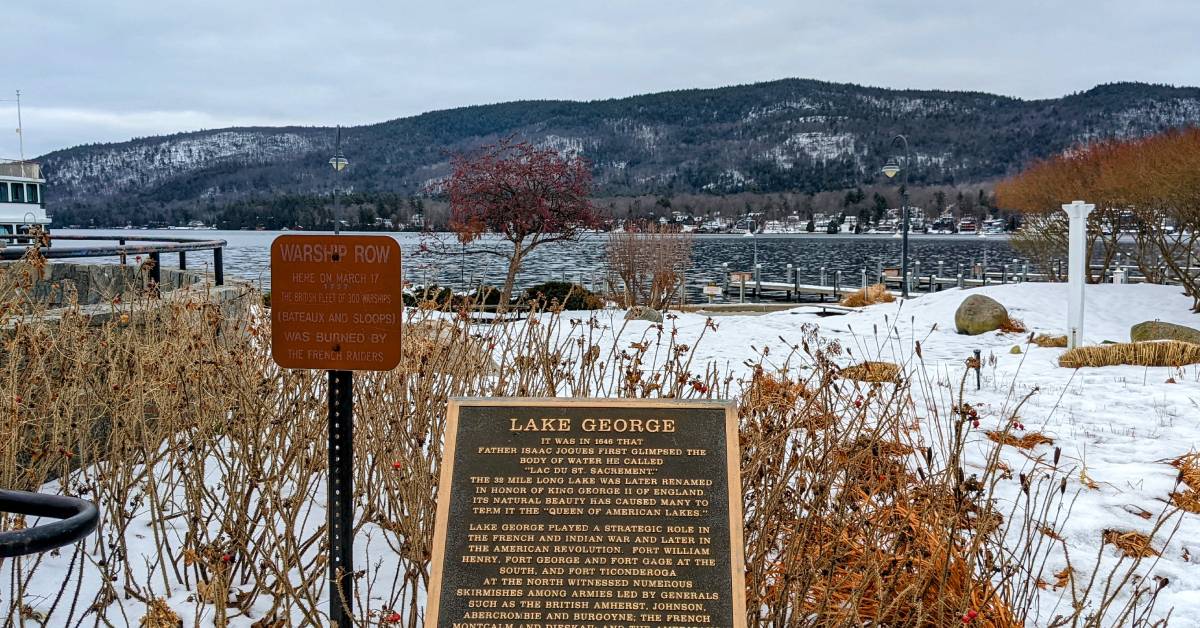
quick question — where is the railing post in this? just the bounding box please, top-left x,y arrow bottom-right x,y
754,264 -> 762,301
214,247 -> 224,286
721,262 -> 729,295
793,263 -> 802,300
957,273 -> 964,289
834,270 -> 842,299
739,274 -> 746,304
119,239 -> 127,265
937,260 -> 944,279
1002,264 -> 1008,284
861,267 -> 867,289
785,263 -> 793,300
179,251 -> 187,271
913,260 -> 921,291
1023,261 -> 1029,283
820,267 -> 827,286
876,261 -> 883,283
149,252 -> 161,285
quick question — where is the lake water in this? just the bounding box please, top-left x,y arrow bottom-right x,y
54,229 -> 1020,299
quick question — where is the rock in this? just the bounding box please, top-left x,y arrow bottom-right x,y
624,306 -> 663,323
954,295 -> 1009,335
1130,321 -> 1200,345
1010,345 -> 1022,354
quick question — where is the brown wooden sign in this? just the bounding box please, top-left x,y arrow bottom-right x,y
427,398 -> 746,628
270,234 -> 402,371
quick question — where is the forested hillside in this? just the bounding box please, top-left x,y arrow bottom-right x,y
39,79 -> 1200,228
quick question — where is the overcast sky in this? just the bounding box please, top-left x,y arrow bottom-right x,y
4,1 -> 1197,156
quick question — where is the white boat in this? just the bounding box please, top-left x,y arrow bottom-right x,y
0,159 -> 50,244
1,93 -> 51,244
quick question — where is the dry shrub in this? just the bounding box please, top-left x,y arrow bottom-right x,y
740,332 -> 1042,627
986,431 -> 1055,450
605,222 -> 694,309
0,246 -> 1179,627
1033,333 -> 1068,348
1103,530 -> 1160,558
840,360 -> 901,383
1059,340 -> 1200,368
998,316 -> 1027,334
840,283 -> 895,307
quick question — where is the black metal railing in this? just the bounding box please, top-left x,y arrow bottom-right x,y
0,490 -> 99,558
0,234 -> 227,286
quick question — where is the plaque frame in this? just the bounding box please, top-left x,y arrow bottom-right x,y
425,397 -> 747,628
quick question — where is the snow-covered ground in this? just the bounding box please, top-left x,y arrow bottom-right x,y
20,282 -> 1200,625
616,282 -> 1200,624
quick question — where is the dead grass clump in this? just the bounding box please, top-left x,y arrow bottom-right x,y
1058,340 -> 1200,368
986,430 -> 1055,449
1102,530 -> 1160,558
840,360 -> 901,383
998,316 -> 1027,334
840,283 -> 895,307
1033,333 -> 1068,348
139,599 -> 181,627
1170,491 -> 1200,514
1169,453 -> 1200,514
1171,452 -> 1200,488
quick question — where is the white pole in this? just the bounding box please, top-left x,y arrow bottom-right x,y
15,90 -> 24,162
1062,200 -> 1095,349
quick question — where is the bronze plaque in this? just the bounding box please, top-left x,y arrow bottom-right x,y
270,234 -> 402,371
427,399 -> 746,628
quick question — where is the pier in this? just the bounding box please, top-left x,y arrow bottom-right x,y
714,257 -> 1198,304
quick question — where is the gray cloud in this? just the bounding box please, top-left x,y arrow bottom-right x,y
6,0 -> 1198,156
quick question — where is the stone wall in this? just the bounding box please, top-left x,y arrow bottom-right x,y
1,261 -> 258,329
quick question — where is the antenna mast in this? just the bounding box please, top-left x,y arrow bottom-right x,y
15,90 -> 23,162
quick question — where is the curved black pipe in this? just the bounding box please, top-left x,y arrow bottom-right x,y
0,490 -> 99,558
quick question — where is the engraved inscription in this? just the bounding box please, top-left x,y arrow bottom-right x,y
429,402 -> 743,628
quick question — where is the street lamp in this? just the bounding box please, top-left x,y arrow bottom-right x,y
882,134 -> 911,298
329,126 -> 349,234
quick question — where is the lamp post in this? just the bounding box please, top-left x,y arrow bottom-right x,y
329,126 -> 349,234
882,134 -> 910,298
750,217 -> 758,269
1062,200 -> 1095,349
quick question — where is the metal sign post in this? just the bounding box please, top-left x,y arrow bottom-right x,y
328,370 -> 354,626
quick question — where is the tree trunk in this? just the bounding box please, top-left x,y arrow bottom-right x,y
498,247 -> 524,314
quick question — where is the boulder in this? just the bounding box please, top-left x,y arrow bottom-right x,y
954,295 -> 1009,335
624,306 -> 663,323
1130,321 -> 1200,345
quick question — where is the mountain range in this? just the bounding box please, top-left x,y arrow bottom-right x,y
37,78 -> 1200,226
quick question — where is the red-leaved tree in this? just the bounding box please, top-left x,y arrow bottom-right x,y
446,140 -> 601,310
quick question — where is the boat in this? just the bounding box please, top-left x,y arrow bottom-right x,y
0,92 -> 51,245
0,160 -> 50,245
981,219 -> 1006,235
957,217 -> 978,234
